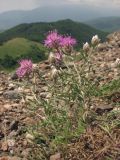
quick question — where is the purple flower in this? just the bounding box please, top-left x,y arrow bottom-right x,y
44,30 -> 63,49
55,52 -> 63,64
16,59 -> 33,78
60,36 -> 77,47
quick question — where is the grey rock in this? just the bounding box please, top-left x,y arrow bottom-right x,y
10,120 -> 19,131
95,105 -> 113,114
3,90 -> 21,99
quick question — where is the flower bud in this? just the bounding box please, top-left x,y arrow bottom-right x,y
83,42 -> 90,52
55,52 -> 63,65
115,58 -> 120,66
48,52 -> 55,64
33,63 -> 39,72
51,66 -> 59,80
91,35 -> 100,45
110,58 -> 120,68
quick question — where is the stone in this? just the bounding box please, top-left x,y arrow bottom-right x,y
3,104 -> 12,111
97,43 -> 106,51
8,131 -> 17,138
95,105 -> 113,114
8,83 -> 15,88
1,141 -> 8,151
7,139 -> 15,147
26,133 -> 35,141
23,117 -> 36,125
46,93 -> 52,99
3,90 -> 21,100
41,86 -> 48,92
21,148 -> 32,158
0,157 -> 21,160
40,92 -> 48,98
25,96 -> 34,101
17,87 -> 24,93
10,120 -> 19,131
50,153 -> 61,160
0,131 -> 4,140
0,91 -> 3,95
0,157 -> 8,160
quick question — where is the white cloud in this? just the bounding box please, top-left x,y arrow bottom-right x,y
0,0 -> 120,13
0,0 -> 38,12
66,0 -> 120,6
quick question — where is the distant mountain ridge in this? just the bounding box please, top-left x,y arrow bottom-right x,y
85,17 -> 120,32
0,19 -> 108,47
0,5 -> 120,30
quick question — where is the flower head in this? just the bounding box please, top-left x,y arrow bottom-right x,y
44,30 -> 62,49
16,59 -> 33,78
55,52 -> 63,64
115,58 -> 120,65
114,58 -> 120,67
60,36 -> 77,47
91,35 -> 100,45
83,42 -> 90,52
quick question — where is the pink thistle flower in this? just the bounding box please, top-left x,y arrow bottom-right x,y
44,30 -> 63,49
55,52 -> 63,64
16,59 -> 33,78
60,36 -> 77,47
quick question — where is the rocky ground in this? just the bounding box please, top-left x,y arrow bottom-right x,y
0,32 -> 120,160
64,32 -> 120,160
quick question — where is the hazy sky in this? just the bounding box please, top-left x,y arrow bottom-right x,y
0,0 -> 120,13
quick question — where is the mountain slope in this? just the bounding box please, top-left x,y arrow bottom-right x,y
0,19 -> 108,46
85,17 -> 120,32
0,38 -> 46,59
0,38 -> 47,69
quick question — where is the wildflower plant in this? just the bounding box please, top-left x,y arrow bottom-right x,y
25,32 -> 103,160
14,31 -> 120,159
